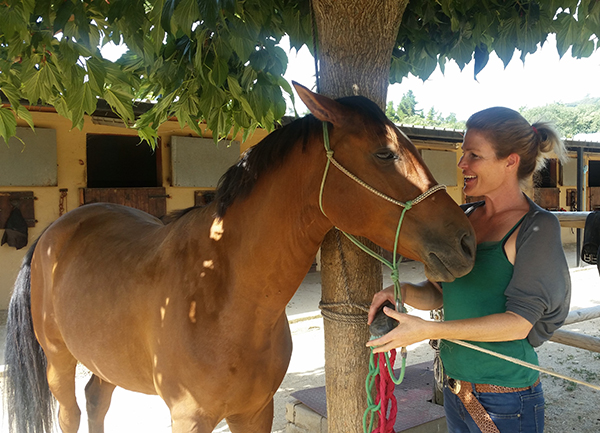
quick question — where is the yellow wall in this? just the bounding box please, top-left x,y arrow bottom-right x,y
0,112 -> 268,309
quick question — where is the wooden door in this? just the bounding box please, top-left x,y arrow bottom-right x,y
79,187 -> 168,219
589,187 -> 600,211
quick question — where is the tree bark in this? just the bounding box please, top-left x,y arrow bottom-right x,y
311,1 -> 409,432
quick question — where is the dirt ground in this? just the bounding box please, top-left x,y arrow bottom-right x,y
276,260 -> 600,433
536,265 -> 600,433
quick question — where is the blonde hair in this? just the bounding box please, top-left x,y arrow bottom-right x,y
466,107 -> 567,181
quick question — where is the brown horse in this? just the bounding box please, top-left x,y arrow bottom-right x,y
4,83 -> 475,433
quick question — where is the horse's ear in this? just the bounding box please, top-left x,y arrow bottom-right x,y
293,82 -> 346,127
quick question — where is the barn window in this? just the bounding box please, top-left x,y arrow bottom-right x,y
86,134 -> 160,188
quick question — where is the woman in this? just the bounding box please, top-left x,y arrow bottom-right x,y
367,107 -> 571,433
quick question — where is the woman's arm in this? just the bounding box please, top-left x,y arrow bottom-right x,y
367,280 -> 443,325
366,309 -> 533,354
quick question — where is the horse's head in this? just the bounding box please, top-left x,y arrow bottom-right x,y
294,83 -> 475,281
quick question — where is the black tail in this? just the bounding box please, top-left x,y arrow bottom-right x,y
4,240 -> 56,433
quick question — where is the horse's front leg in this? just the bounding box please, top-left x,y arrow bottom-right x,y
85,374 -> 117,433
169,403 -> 221,433
226,398 -> 274,433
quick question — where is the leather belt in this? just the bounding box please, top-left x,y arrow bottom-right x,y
447,377 -> 540,395
446,377 -> 540,433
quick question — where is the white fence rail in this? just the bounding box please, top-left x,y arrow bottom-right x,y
550,211 -> 599,352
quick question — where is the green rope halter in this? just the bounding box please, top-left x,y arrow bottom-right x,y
318,121 -> 446,433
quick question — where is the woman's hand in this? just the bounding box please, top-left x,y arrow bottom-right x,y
366,310 -> 535,354
367,286 -> 396,325
366,308 -> 433,353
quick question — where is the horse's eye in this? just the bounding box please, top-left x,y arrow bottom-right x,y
375,150 -> 398,161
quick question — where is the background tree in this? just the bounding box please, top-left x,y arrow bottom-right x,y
387,91 -> 466,129
397,89 -> 419,117
1,1 -> 599,432
521,97 -> 600,137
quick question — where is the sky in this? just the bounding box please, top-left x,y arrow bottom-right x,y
280,34 -> 600,122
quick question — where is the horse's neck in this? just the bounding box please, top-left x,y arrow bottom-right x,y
219,144 -> 330,314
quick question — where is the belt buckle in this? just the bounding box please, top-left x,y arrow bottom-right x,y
448,377 -> 461,394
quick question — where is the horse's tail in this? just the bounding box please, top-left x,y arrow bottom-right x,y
4,239 -> 56,433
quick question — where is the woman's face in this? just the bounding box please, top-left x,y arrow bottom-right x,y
458,130 -> 512,197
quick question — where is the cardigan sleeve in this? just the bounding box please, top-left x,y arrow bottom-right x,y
504,207 -> 571,347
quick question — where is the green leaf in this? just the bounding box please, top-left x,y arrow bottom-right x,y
241,65 -> 258,91
66,82 -> 97,130
277,76 -> 295,106
242,123 -> 258,142
53,97 -> 70,121
172,0 -> 200,36
249,49 -> 269,72
87,58 -> 107,95
555,12 -> 578,58
474,44 -> 489,79
268,45 -> 288,76
198,0 -> 219,29
227,76 -> 244,100
411,48 -> 438,81
161,0 -> 178,33
0,82 -> 22,108
15,106 -> 35,131
495,18 -> 519,67
210,56 -> 229,87
22,66 -> 53,103
228,16 -> 259,62
0,2 -> 28,39
0,107 -> 17,144
178,110 -> 204,137
233,109 -> 251,129
104,88 -> 135,124
137,126 -> 159,150
572,38 -> 595,58
193,28 -> 208,76
389,56 -> 411,84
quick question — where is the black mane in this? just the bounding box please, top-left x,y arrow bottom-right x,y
212,95 -> 387,217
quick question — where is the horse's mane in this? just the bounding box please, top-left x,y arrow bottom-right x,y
161,206 -> 202,224
165,95 -> 387,222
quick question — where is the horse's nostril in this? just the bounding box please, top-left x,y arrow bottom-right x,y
461,232 -> 475,260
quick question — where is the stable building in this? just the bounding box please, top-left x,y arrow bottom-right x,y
0,107 -> 599,309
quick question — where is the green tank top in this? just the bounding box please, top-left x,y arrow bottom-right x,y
440,216 -> 539,387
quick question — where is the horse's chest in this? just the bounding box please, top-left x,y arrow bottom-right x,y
156,316 -> 293,405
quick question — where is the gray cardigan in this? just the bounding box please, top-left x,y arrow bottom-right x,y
461,196 -> 571,347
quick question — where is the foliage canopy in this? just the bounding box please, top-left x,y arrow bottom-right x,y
0,0 -> 599,145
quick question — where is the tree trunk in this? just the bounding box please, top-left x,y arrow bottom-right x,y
311,1 -> 409,432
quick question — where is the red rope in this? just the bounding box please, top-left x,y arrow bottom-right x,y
373,349 -> 397,433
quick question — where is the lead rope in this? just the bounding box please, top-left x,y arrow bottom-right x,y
445,339 -> 600,391
317,121 -> 446,433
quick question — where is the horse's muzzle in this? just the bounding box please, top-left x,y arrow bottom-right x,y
423,229 -> 476,282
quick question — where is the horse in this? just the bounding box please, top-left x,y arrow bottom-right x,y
4,83 -> 476,433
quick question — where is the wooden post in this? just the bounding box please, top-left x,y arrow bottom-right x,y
549,329 -> 600,353
563,306 -> 600,326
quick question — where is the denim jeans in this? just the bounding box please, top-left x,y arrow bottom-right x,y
443,381 -> 545,433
